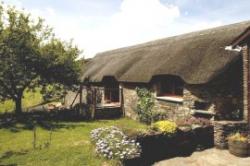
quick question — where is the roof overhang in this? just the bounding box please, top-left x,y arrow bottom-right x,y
231,27 -> 250,47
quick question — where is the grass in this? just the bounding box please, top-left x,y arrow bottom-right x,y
0,118 -> 147,166
0,88 -> 43,113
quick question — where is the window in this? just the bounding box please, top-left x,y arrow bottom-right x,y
103,77 -> 120,103
156,77 -> 183,97
104,87 -> 119,103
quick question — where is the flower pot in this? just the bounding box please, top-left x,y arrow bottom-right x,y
228,140 -> 249,157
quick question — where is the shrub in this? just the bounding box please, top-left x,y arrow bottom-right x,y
152,120 -> 177,135
152,110 -> 169,122
176,116 -> 211,128
135,87 -> 155,125
228,132 -> 248,143
90,126 -> 141,160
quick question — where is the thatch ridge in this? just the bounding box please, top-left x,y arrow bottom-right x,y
82,20 -> 250,84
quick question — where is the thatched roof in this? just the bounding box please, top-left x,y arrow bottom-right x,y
81,20 -> 250,84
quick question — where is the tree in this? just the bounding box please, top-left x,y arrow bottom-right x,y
0,4 -> 81,114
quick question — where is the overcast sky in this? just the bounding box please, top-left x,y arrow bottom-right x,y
3,0 -> 250,58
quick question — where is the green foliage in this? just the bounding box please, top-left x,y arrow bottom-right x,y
152,110 -> 169,122
0,100 -> 14,113
0,4 -> 81,113
152,120 -> 177,135
135,87 -> 155,124
40,84 -> 66,102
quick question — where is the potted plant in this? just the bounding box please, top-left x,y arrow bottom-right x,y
228,132 -> 249,157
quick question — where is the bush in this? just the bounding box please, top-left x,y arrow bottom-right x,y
228,132 -> 248,143
90,126 -> 141,160
152,110 -> 169,122
176,116 -> 211,129
152,120 -> 177,135
135,88 -> 155,125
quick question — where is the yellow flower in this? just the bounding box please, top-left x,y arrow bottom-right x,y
228,133 -> 248,143
153,120 -> 177,134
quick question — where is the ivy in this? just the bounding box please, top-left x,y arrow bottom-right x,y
135,87 -> 155,125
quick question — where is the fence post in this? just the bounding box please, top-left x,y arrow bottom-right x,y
33,125 -> 37,149
79,84 -> 83,116
120,87 -> 125,117
70,91 -> 79,109
91,88 -> 96,120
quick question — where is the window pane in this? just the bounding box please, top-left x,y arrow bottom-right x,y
156,76 -> 183,97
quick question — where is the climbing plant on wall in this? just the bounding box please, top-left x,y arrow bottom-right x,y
135,87 -> 155,125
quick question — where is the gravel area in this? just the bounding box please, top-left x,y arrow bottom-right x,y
154,148 -> 250,166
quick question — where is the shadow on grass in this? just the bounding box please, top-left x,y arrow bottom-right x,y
0,150 -> 28,166
0,101 -> 123,132
0,108 -> 93,132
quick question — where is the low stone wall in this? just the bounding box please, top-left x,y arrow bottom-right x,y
213,121 -> 248,149
124,126 -> 214,166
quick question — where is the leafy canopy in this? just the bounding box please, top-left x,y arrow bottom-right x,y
0,4 -> 81,113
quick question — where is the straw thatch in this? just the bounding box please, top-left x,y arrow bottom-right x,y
81,21 -> 250,84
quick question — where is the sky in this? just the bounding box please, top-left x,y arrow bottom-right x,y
3,0 -> 250,58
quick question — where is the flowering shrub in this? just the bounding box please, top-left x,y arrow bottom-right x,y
176,116 -> 211,128
90,126 -> 141,160
228,132 -> 248,143
152,120 -> 177,135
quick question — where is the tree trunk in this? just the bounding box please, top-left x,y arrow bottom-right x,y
15,93 -> 23,114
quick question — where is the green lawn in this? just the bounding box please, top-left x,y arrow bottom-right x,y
0,88 -> 43,113
0,118 -> 147,166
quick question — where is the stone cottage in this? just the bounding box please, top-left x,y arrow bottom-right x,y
74,21 -> 250,125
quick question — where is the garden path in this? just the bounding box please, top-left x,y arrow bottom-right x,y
154,148 -> 250,166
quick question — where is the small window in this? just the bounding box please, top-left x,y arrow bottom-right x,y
156,77 -> 183,97
104,87 -> 119,103
103,77 -> 120,103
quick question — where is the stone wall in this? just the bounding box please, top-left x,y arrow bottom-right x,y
242,44 -> 249,121
123,80 -> 242,120
153,95 -> 190,121
122,84 -> 140,120
213,121 -> 248,149
122,83 -> 207,121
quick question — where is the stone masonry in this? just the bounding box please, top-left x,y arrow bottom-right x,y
213,121 -> 248,149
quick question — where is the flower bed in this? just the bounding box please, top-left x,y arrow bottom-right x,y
90,117 -> 214,165
176,116 -> 211,130
90,126 -> 141,160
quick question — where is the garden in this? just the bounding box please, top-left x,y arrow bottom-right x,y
88,88 -> 214,165
0,88 -> 214,166
1,87 -> 250,166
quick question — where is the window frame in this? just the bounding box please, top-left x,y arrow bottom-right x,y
155,77 -> 184,102
104,86 -> 120,103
